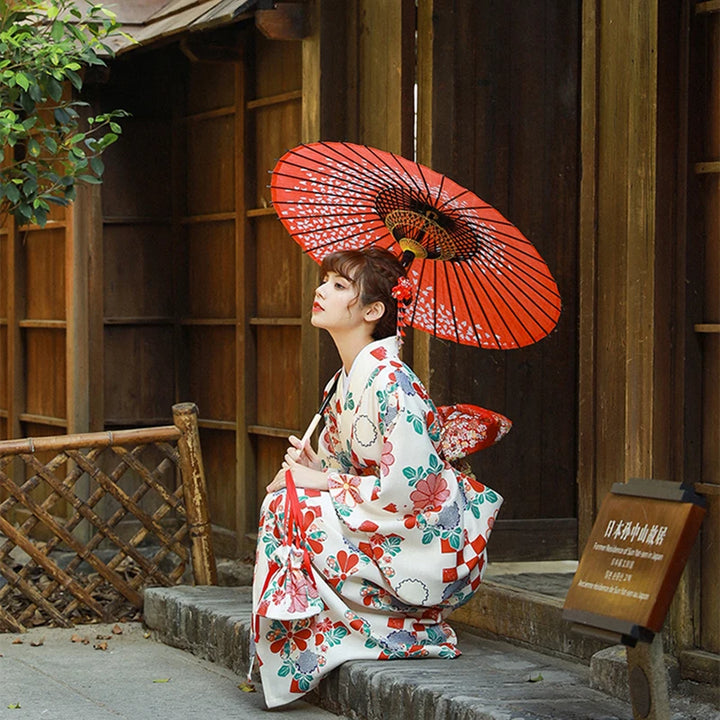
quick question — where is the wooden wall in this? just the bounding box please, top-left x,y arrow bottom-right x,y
0,202 -> 73,443
416,0 -> 581,560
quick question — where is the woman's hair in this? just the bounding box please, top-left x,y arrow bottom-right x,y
320,248 -> 405,339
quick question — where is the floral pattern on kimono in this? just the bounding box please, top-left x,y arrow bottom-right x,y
252,336 -> 503,708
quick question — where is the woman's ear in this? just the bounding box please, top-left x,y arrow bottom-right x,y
364,301 -> 385,323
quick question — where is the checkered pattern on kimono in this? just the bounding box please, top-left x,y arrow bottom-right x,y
441,532 -> 487,587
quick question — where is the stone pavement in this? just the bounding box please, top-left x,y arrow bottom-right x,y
143,585 -> 720,720
0,620 -> 338,720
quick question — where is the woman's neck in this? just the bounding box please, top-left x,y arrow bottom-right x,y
331,329 -> 376,373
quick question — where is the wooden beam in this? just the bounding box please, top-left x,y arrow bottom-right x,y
255,3 -> 309,40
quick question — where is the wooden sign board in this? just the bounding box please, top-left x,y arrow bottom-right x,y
563,479 -> 706,645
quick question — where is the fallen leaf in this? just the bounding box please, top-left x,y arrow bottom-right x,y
152,678 -> 170,683
96,634 -> 111,640
11,638 -> 23,645
7,703 -> 21,709
112,624 -> 123,635
237,681 -> 256,693
143,632 -> 151,639
30,637 -> 44,647
94,641 -> 108,651
528,673 -> 544,683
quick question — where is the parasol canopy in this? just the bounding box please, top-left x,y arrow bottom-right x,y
270,141 -> 561,349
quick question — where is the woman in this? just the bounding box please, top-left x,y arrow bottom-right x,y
252,248 -> 503,708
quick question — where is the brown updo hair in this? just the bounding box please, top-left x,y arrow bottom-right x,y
319,248 -> 405,340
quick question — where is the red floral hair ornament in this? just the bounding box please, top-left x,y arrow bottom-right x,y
391,275 -> 414,340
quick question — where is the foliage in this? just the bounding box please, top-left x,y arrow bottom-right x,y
0,0 -> 131,227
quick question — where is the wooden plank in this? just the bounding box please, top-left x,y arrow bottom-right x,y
246,207 -> 276,217
186,114 -> 236,215
185,326 -> 236,421
180,318 -> 236,326
184,105 -> 235,122
25,228 -> 66,320
17,413 -> 67,428
253,101 -> 302,209
249,317 -> 301,326
254,212 -> 302,318
247,89 -> 303,110
103,225 -> 174,319
25,329 -> 67,420
197,418 -> 236,430
696,1 -> 720,14
105,317 -> 175,326
185,220 -> 236,319
695,323 -> 720,333
180,212 -> 237,224
247,424 -> 301,438
695,482 -> 720,495
679,649 -> 720,685
103,327 -> 175,421
18,320 -> 66,329
254,30 -> 303,98
104,216 -> 172,225
256,325 -> 301,430
695,161 -> 720,173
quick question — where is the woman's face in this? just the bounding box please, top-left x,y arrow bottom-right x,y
312,271 -> 367,332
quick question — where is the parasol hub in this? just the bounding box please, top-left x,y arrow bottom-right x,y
398,238 -> 428,260
386,208 -> 458,261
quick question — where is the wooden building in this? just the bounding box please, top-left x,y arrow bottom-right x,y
0,0 -> 717,684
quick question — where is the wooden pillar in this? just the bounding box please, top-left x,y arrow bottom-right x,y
578,0 -> 674,545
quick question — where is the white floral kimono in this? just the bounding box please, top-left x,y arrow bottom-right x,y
252,337 -> 503,708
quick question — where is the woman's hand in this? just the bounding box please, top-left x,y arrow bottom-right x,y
266,462 -> 329,494
282,435 -> 321,470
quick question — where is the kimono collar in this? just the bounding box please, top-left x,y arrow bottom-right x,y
339,336 -> 400,398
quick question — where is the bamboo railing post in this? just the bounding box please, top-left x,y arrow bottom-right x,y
173,403 -> 218,585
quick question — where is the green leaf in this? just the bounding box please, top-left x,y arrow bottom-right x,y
15,72 -> 29,91
65,69 -> 82,90
5,183 -> 20,203
51,20 -> 64,42
89,156 -> 104,176
27,138 -> 41,157
46,76 -> 63,101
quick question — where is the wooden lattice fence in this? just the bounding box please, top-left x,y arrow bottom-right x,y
0,403 -> 217,633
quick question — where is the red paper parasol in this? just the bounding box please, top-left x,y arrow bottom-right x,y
271,142 -> 561,349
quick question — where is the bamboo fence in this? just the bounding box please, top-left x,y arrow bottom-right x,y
0,403 -> 217,632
